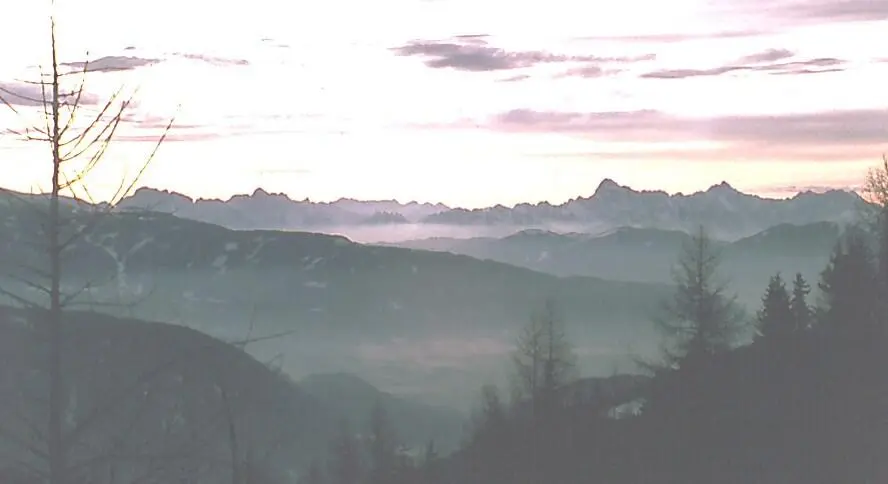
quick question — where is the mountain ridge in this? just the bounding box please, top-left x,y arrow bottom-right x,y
391,221 -> 846,308
109,181 -> 867,241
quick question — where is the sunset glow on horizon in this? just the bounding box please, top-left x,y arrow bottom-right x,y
1,0 -> 886,208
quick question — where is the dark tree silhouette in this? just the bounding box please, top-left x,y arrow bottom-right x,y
650,226 -> 745,372
818,231 -> 879,337
0,13 -> 175,484
327,421 -> 362,484
366,403 -> 399,484
756,273 -> 793,344
463,384 -> 513,484
863,157 -> 888,328
789,272 -> 812,332
511,298 -> 576,420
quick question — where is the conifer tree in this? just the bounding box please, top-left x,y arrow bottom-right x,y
466,384 -> 513,484
653,226 -> 745,371
419,439 -> 439,484
789,273 -> 812,332
367,403 -> 399,484
327,421 -> 362,484
471,384 -> 507,447
818,232 -> 879,335
757,273 -> 793,343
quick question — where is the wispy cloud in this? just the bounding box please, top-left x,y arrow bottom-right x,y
554,65 -> 611,79
737,48 -> 795,64
391,35 -> 653,73
578,29 -> 770,44
765,0 -> 888,24
498,74 -> 532,83
579,0 -> 888,45
62,55 -> 160,73
0,80 -> 101,107
758,183 -> 864,195
59,52 -> 251,75
697,0 -> 888,29
484,108 -> 888,149
642,49 -> 845,79
171,53 -> 250,67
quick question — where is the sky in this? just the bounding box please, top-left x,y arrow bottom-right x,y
0,0 -> 886,208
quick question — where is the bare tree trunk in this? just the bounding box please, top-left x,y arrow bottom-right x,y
220,386 -> 241,484
47,17 -> 66,484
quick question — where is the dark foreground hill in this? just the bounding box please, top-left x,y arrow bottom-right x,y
0,305 -> 339,483
0,306 -> 473,484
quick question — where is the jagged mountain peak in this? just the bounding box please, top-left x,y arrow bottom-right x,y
706,181 -> 739,193
593,178 -> 632,196
251,187 -> 290,199
128,186 -> 193,201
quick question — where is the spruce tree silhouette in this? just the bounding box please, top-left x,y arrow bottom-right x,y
756,273 -> 794,344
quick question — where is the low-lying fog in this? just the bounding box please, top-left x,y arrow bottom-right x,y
312,223 -> 613,244
245,332 -> 657,412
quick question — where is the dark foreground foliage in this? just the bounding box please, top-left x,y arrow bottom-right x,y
412,224 -> 888,484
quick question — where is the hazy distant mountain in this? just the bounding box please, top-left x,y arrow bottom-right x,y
299,372 -> 465,452
114,182 -> 865,242
116,187 -> 449,229
360,211 -> 411,225
0,208 -> 669,336
393,222 -> 845,306
422,180 -> 865,240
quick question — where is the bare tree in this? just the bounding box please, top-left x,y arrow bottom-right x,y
862,155 -> 888,306
862,155 -> 888,208
0,12 -> 173,484
511,298 -> 576,419
215,315 -> 299,484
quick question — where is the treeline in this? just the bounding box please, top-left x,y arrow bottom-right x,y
428,218 -> 888,484
298,403 -> 441,484
307,172 -> 888,484
304,224 -> 888,484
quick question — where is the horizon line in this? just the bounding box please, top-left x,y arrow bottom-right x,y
0,179 -> 864,212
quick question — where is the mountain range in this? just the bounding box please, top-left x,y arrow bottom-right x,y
116,187 -> 449,229
113,181 -> 867,242
391,222 -> 846,307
